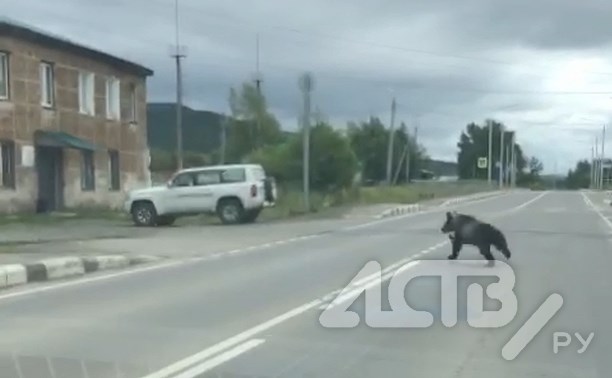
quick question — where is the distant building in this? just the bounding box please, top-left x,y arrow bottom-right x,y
0,18 -> 153,213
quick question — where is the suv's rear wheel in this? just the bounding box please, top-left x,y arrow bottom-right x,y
242,208 -> 262,224
131,201 -> 157,227
217,198 -> 244,225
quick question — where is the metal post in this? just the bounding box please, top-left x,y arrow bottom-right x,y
600,125 -> 606,189
172,0 -> 185,170
591,144 -> 595,189
385,97 -> 397,185
405,141 -> 411,184
487,120 -> 493,184
254,33 -> 262,149
499,127 -> 505,188
510,132 -> 516,187
505,143 -> 511,186
219,115 -> 227,164
299,73 -> 314,212
593,137 -> 599,189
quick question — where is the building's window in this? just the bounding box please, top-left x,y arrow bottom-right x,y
0,140 -> 15,189
78,71 -> 95,115
127,83 -> 137,123
105,77 -> 120,120
108,149 -> 120,191
81,150 -> 95,191
0,52 -> 9,100
40,62 -> 54,107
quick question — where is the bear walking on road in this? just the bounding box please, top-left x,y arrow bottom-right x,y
440,211 -> 511,265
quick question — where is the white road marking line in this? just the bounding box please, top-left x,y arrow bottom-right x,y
0,191 -> 527,302
0,259 -> 186,302
170,339 -> 266,378
144,191 -> 544,377
140,300 -> 320,378
581,191 -> 612,232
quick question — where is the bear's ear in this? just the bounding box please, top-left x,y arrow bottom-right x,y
446,211 -> 452,220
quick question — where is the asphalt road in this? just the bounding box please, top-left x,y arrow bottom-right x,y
0,190 -> 610,378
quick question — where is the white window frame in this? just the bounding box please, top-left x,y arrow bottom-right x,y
0,52 -> 9,100
105,77 -> 120,120
78,71 -> 95,115
40,62 -> 54,107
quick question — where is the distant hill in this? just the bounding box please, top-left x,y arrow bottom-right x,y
147,103 -> 225,154
147,104 -> 459,177
424,159 -> 458,176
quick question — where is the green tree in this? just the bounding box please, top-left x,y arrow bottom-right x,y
248,121 -> 358,192
347,118 -> 427,184
226,83 -> 283,162
565,160 -> 591,189
457,120 -> 526,180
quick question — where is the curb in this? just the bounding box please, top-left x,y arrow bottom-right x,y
0,254 -> 160,289
377,204 -> 421,219
374,190 -> 508,220
439,191 -> 505,208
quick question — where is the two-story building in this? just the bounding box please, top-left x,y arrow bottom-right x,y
0,18 -> 153,213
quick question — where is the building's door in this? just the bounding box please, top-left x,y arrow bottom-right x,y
36,146 -> 64,213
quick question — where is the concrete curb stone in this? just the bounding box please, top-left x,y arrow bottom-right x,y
0,254 -> 160,290
374,190 -> 508,220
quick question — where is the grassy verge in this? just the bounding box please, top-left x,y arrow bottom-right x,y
0,180 -> 494,226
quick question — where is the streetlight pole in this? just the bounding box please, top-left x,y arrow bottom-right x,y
498,126 -> 505,188
385,97 -> 397,185
487,120 -> 493,185
600,125 -> 606,189
299,73 -> 314,211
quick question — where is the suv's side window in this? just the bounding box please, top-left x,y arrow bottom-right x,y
172,173 -> 194,187
194,170 -> 221,186
221,168 -> 246,183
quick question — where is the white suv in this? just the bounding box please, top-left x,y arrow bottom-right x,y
125,164 -> 277,226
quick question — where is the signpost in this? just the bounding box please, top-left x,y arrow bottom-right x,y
478,157 -> 488,169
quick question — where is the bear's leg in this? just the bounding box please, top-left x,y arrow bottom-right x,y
448,237 -> 462,260
479,243 -> 496,266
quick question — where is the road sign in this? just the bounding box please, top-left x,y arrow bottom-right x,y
478,157 -> 488,169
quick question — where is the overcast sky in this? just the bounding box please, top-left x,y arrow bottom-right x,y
4,0 -> 612,173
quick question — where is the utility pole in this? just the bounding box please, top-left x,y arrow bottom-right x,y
299,73 -> 314,212
595,137 -> 600,190
413,123 -> 419,180
172,0 -> 186,170
253,33 -> 263,149
591,144 -> 595,189
385,97 -> 397,185
600,125 -> 606,189
498,126 -> 505,188
510,132 -> 516,187
219,115 -> 227,164
505,142 -> 511,186
487,120 -> 493,185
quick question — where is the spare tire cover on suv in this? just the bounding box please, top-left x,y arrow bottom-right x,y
264,177 -> 276,202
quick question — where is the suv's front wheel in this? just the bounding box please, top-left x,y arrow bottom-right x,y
131,201 -> 157,227
217,198 -> 244,225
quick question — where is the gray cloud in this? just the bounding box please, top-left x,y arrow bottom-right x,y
3,0 -> 612,173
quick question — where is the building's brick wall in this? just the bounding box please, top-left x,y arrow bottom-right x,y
0,35 -> 151,213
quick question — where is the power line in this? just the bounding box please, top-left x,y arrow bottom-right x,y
146,0 -> 612,78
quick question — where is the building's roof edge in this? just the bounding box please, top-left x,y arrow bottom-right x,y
0,17 -> 154,77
